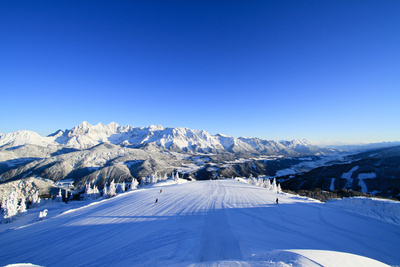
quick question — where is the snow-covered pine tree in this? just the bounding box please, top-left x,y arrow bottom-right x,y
84,183 -> 93,200
18,197 -> 27,214
93,185 -> 100,199
103,185 -> 108,198
120,181 -> 126,192
140,176 -> 147,186
109,180 -> 116,196
264,178 -> 271,190
277,183 -> 282,193
2,191 -> 19,223
271,178 -> 277,192
131,178 -> 139,190
256,178 -> 263,187
30,190 -> 41,208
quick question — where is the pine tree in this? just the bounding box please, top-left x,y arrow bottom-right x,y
18,197 -> 27,214
93,185 -> 100,199
109,180 -> 116,196
120,181 -> 126,192
277,183 -> 282,193
264,178 -> 271,190
2,191 -> 19,223
30,190 -> 41,208
131,178 -> 139,190
271,178 -> 278,192
103,185 -> 108,198
84,183 -> 93,200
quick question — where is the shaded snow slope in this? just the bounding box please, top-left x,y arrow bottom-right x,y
0,180 -> 397,266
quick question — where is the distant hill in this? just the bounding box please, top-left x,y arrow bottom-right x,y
280,146 -> 400,200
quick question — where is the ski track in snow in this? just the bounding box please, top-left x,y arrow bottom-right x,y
0,180 -> 399,267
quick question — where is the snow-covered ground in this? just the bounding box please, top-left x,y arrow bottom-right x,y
1,179 -> 399,266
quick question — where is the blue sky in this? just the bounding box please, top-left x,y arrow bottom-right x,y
1,1 -> 399,144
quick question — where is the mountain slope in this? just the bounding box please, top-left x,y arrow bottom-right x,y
43,122 -> 332,155
0,179 -> 397,266
280,145 -> 400,200
0,122 -> 335,190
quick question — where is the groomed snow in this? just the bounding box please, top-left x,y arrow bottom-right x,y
1,180 -> 398,266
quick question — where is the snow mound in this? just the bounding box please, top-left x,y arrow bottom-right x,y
190,250 -> 390,267
326,197 -> 400,225
4,264 -> 42,267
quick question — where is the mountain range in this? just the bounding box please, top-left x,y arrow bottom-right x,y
0,122 -> 333,192
2,122 -> 398,201
1,121 -> 331,155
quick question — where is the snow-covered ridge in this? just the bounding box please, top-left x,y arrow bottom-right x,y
0,130 -> 58,148
1,122 -> 332,156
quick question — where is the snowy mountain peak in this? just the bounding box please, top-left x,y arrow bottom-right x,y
1,123 -> 332,156
0,130 -> 58,148
148,125 -> 164,131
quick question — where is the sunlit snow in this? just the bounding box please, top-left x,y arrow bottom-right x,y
0,179 -> 398,266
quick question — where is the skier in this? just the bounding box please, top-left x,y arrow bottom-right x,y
276,198 -> 279,204
160,189 -> 162,193
155,198 -> 158,204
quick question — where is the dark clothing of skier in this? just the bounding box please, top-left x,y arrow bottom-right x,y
155,198 -> 158,204
276,198 -> 279,204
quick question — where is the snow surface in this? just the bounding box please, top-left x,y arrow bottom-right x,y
1,180 -> 398,266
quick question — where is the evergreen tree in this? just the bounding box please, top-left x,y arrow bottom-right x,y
84,183 -> 93,200
2,191 -> 19,223
93,185 -> 100,199
109,180 -> 116,196
18,197 -> 27,214
154,172 -> 159,183
131,178 -> 139,190
271,178 -> 278,192
264,178 -> 271,190
30,190 -> 41,208
103,185 -> 108,198
277,183 -> 282,193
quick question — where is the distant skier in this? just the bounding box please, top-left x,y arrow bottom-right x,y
276,198 -> 279,204
160,189 -> 162,193
155,198 -> 158,204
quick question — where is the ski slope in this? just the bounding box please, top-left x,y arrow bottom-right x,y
0,179 -> 399,266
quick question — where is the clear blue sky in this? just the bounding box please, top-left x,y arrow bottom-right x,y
1,1 -> 399,144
